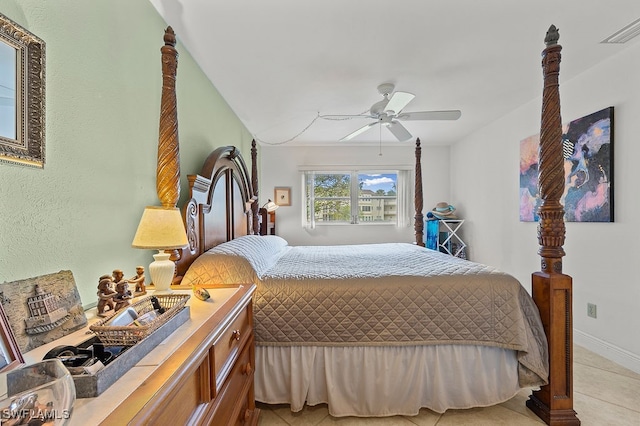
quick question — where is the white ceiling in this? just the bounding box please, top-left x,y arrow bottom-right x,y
149,0 -> 640,146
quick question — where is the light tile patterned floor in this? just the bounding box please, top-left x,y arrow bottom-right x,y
257,345 -> 640,425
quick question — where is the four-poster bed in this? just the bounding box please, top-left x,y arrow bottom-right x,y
157,25 -> 578,425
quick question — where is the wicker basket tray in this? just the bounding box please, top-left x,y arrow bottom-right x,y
89,294 -> 190,346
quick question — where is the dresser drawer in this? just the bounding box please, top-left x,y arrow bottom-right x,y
147,353 -> 211,425
211,302 -> 252,393
208,337 -> 256,425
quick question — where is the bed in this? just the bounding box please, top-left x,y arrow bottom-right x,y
180,234 -> 548,416
155,25 -> 579,424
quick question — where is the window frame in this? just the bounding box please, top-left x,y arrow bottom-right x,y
302,167 -> 412,228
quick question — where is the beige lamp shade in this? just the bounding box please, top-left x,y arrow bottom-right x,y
131,206 -> 188,250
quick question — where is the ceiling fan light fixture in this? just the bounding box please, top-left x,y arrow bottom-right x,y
379,114 -> 393,126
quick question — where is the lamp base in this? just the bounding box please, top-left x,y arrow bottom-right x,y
148,250 -> 175,294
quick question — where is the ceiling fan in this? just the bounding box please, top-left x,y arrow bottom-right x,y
332,83 -> 461,142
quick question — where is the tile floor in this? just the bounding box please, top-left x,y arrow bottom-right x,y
257,345 -> 640,425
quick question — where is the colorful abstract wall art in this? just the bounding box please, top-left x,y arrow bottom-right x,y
520,106 -> 613,222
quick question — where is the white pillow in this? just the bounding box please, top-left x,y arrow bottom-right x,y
181,235 -> 288,286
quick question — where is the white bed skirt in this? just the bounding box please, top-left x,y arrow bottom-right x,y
254,344 -> 526,417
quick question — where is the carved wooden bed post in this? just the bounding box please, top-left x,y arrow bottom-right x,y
526,25 -> 580,426
414,138 -> 424,246
157,27 -> 180,209
251,139 -> 260,234
155,26 -> 187,273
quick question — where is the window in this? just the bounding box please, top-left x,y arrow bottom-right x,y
303,169 -> 411,227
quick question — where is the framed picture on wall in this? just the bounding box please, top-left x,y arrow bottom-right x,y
274,187 -> 291,206
519,106 -> 614,222
0,13 -> 46,168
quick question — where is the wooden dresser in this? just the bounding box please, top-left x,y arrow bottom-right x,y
23,285 -> 260,425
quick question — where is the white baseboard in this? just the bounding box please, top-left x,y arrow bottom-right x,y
574,329 -> 640,374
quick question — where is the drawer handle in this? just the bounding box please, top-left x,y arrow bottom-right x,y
242,408 -> 251,423
231,329 -> 241,341
242,362 -> 253,376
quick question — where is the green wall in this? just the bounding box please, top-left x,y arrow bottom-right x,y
0,0 -> 252,306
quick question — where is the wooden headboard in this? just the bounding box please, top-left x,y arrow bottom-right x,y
154,25 -> 578,425
174,145 -> 258,280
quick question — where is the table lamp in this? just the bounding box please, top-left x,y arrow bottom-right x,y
261,199 -> 278,212
131,206 -> 188,293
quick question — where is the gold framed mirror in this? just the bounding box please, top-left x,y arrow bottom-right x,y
0,12 -> 45,168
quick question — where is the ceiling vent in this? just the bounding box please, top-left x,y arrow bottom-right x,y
601,18 -> 640,43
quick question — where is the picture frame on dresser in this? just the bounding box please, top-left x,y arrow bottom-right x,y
0,270 -> 87,354
0,302 -> 23,373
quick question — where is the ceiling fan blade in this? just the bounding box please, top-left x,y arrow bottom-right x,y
397,110 -> 462,121
384,91 -> 415,115
387,121 -> 412,142
340,122 -> 377,141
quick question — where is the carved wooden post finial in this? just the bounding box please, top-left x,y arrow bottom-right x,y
414,138 -> 425,246
544,25 -> 560,46
157,26 -> 180,208
537,24 -> 565,274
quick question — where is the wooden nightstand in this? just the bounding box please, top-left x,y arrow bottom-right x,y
26,285 -> 260,425
100,284 -> 259,425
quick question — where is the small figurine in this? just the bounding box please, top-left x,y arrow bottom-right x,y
114,282 -> 133,311
113,269 -> 133,311
112,269 -> 125,286
97,274 -> 117,316
128,266 -> 146,296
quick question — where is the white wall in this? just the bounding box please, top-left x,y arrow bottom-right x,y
451,40 -> 640,372
259,144 -> 450,246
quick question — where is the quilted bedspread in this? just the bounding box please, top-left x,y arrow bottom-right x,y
182,236 -> 549,386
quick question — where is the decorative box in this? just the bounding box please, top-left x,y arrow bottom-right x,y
45,295 -> 190,398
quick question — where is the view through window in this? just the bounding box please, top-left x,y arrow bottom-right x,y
305,171 -> 401,225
